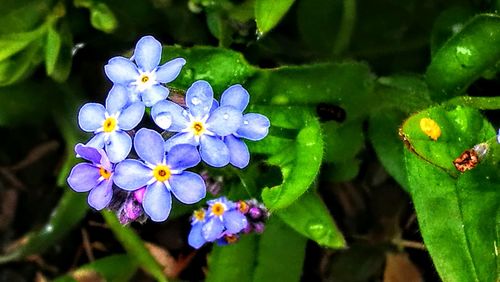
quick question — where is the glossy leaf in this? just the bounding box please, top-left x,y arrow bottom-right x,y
206,234 -> 258,282
252,217 -> 307,282
276,191 -> 346,248
102,211 -> 168,282
53,254 -> 138,282
426,14 -> 500,101
255,0 -> 295,35
402,105 -> 499,281
260,107 -> 323,210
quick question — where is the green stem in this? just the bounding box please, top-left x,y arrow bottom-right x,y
446,96 -> 500,110
333,0 -> 356,56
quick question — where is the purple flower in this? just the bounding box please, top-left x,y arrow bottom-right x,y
219,85 -> 270,168
113,128 -> 206,222
151,80 -> 243,167
104,35 -> 186,107
78,85 -> 145,163
67,144 -> 115,210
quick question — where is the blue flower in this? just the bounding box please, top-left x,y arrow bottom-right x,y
188,208 -> 208,249
67,144 -> 115,210
151,80 -> 243,167
104,35 -> 186,107
201,197 -> 248,242
497,129 -> 500,144
219,85 -> 270,168
113,128 -> 206,222
78,85 -> 145,163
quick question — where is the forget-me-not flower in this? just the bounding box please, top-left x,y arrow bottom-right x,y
78,85 -> 145,163
188,208 -> 209,249
67,144 -> 115,210
113,128 -> 206,222
151,80 -> 243,167
219,85 -> 270,168
104,35 -> 186,107
201,197 -> 248,242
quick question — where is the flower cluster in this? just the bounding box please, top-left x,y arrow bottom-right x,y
188,197 -> 270,249
66,35 -> 270,227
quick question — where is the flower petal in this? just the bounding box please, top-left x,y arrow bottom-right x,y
206,105 -> 243,136
86,134 -> 105,149
105,131 -> 132,163
236,113 -> 270,141
223,210 -> 248,234
104,56 -> 139,84
133,36 -> 161,72
67,163 -> 99,192
75,143 -> 101,164
156,58 -> 186,83
87,179 -> 113,210
220,84 -> 249,111
188,223 -> 206,249
141,84 -> 169,107
78,103 -> 106,132
202,217 -> 225,242
114,159 -> 152,191
151,100 -> 189,131
199,136 -> 230,167
143,181 -> 171,222
169,171 -> 206,204
106,84 -> 130,113
186,80 -> 213,119
164,132 -> 197,152
166,144 -> 201,170
224,135 -> 250,169
118,102 -> 145,130
133,128 -> 165,165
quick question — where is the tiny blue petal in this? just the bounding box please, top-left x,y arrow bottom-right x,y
199,135 -> 230,167
166,144 -> 201,170
202,217 -> 225,242
164,132 -> 197,152
186,80 -> 214,119
105,131 -> 132,163
169,171 -> 206,204
133,35 -> 162,72
114,160 -> 153,191
133,128 -> 165,165
67,163 -> 100,192
156,58 -> 186,83
141,84 -> 169,107
118,102 -> 145,130
78,103 -> 106,132
220,84 -> 249,112
188,223 -> 206,249
151,100 -> 189,131
206,105 -> 243,136
143,181 -> 172,222
106,85 -> 129,114
75,143 -> 102,164
224,135 -> 250,169
87,179 -> 113,210
236,113 -> 270,141
223,210 -> 248,234
104,56 -> 139,84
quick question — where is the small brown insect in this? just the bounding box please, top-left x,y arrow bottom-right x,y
398,128 -> 415,152
452,143 -> 489,172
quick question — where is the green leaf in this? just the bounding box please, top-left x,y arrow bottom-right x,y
90,3 -> 118,33
255,0 -> 295,35
102,211 -> 168,282
0,0 -> 50,34
322,120 -> 364,164
426,14 -> 500,101
206,234 -> 258,282
45,26 -> 62,75
430,6 -> 475,56
53,255 -> 138,282
0,191 -> 88,264
47,21 -> 73,82
252,217 -> 307,282
0,38 -> 44,86
276,191 -> 345,248
260,107 -> 323,210
0,25 -> 47,62
402,105 -> 499,281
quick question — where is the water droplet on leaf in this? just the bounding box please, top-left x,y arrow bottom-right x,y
306,220 -> 327,240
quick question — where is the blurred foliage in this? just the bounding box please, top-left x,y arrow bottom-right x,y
0,0 -> 499,281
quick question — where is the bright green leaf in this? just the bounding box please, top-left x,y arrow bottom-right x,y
255,0 -> 295,35
45,26 -> 62,75
276,191 -> 345,248
0,25 -> 47,62
90,3 -> 118,33
426,14 -> 500,101
0,38 -> 44,86
102,211 -> 168,282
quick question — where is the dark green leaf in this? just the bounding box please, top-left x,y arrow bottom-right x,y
426,14 -> 500,101
102,211 -> 168,282
255,0 -> 295,35
0,0 -> 51,34
53,255 -> 138,282
252,217 -> 307,282
206,234 -> 258,282
0,38 -> 44,86
430,6 -> 475,56
0,25 -> 47,61
276,191 -> 345,248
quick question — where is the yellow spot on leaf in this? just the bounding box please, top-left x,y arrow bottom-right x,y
420,118 -> 441,141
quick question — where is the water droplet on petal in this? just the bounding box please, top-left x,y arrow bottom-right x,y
243,120 -> 249,125
223,113 -> 229,120
191,97 -> 201,105
155,113 -> 172,129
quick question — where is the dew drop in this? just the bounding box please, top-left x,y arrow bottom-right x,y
243,120 -> 249,125
455,46 -> 474,68
155,113 -> 172,129
223,113 -> 229,120
306,220 -> 327,240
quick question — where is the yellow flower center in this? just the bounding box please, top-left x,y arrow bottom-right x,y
99,167 -> 112,180
191,121 -> 205,136
103,117 -> 117,133
153,164 -> 171,182
141,75 -> 149,83
193,209 -> 205,221
225,234 -> 239,244
419,117 -> 441,141
211,202 -> 226,216
238,200 -> 249,213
